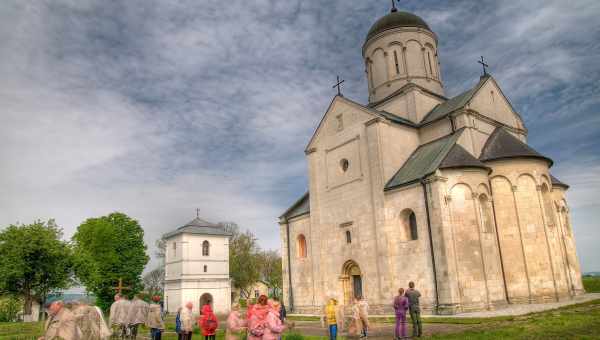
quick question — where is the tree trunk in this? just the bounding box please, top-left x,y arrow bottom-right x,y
23,290 -> 33,315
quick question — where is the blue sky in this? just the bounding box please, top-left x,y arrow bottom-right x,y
1,0 -> 599,272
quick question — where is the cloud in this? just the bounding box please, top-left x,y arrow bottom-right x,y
1,0 -> 599,273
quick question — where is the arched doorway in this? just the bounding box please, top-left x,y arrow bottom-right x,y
199,293 -> 213,313
342,260 -> 363,304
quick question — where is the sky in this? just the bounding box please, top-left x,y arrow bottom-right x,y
1,0 -> 599,273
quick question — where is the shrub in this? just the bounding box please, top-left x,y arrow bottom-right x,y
239,299 -> 247,308
0,295 -> 23,322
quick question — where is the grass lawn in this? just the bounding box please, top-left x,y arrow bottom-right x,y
583,276 -> 600,293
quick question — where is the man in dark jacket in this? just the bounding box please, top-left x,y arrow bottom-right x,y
405,281 -> 422,337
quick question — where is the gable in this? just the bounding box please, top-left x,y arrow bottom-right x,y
305,96 -> 378,151
468,78 -> 525,130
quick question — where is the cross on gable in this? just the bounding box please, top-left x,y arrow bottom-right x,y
112,278 -> 132,295
478,56 -> 489,76
332,75 -> 345,96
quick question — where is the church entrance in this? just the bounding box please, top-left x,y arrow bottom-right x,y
199,293 -> 213,312
342,260 -> 363,304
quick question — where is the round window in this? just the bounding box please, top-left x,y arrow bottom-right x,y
340,159 -> 350,172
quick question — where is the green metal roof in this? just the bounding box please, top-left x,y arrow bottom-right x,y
420,75 -> 489,125
366,11 -> 431,43
385,129 -> 464,190
280,192 -> 310,220
479,127 -> 553,166
440,144 -> 490,171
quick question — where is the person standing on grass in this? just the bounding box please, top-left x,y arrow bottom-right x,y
39,299 -> 82,340
109,294 -> 130,339
225,303 -> 247,340
199,304 -> 219,340
393,288 -> 409,339
180,302 -> 195,340
356,296 -> 369,338
146,296 -> 165,340
175,307 -> 183,340
263,299 -> 286,340
247,295 -> 269,340
127,294 -> 149,339
322,298 -> 344,340
406,281 -> 422,338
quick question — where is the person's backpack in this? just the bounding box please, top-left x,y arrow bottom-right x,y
250,323 -> 264,337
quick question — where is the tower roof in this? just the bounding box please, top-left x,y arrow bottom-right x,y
163,217 -> 232,239
479,128 -> 553,166
366,10 -> 431,42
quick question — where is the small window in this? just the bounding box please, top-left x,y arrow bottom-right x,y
409,212 -> 418,240
479,194 -> 494,233
255,290 -> 260,298
340,159 -> 350,172
297,234 -> 307,258
173,242 -> 176,250
427,52 -> 433,76
202,240 -> 210,256
203,265 -> 207,272
346,230 -> 352,244
336,114 -> 344,131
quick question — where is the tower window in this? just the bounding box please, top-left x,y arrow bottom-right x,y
203,265 -> 207,273
346,230 -> 352,244
394,51 -> 400,75
202,240 -> 210,256
427,52 -> 434,77
173,242 -> 176,250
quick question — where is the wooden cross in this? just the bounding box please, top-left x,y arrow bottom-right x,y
112,278 -> 131,295
332,75 -> 345,97
478,56 -> 489,76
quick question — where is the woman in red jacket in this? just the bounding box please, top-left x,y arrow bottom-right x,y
198,304 -> 219,340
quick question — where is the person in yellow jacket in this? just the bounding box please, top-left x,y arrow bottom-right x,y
321,298 -> 344,340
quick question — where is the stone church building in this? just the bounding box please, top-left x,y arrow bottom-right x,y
279,7 -> 584,315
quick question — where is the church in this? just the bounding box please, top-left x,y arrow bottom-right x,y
279,6 -> 585,315
163,215 -> 232,315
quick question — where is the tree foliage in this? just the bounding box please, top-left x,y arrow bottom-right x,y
221,222 -> 261,298
0,220 -> 73,315
257,250 -> 282,296
72,212 -> 149,310
143,267 -> 164,297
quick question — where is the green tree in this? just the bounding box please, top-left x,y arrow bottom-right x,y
257,250 -> 283,297
221,222 -> 261,299
72,212 -> 149,310
0,220 -> 73,315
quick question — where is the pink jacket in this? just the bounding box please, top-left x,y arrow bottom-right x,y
225,310 -> 246,340
262,311 -> 285,340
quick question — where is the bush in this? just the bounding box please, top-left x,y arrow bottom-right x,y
0,295 -> 22,322
284,333 -> 305,340
583,276 -> 600,293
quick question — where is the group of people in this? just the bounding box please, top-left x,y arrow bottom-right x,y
174,295 -> 288,340
322,281 -> 422,339
37,293 -> 164,340
109,294 -> 165,339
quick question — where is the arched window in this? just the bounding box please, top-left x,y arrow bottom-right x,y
346,230 -> 352,244
203,265 -> 207,273
297,234 -> 307,258
479,194 -> 494,233
202,240 -> 210,256
409,212 -> 418,240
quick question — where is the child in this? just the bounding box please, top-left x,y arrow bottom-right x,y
199,304 -> 219,340
225,303 -> 247,340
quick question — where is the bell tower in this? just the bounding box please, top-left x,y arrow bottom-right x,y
363,7 -> 444,103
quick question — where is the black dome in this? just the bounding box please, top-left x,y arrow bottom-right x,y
366,11 -> 431,42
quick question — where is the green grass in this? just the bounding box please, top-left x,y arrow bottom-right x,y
425,299 -> 600,339
583,276 -> 600,293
